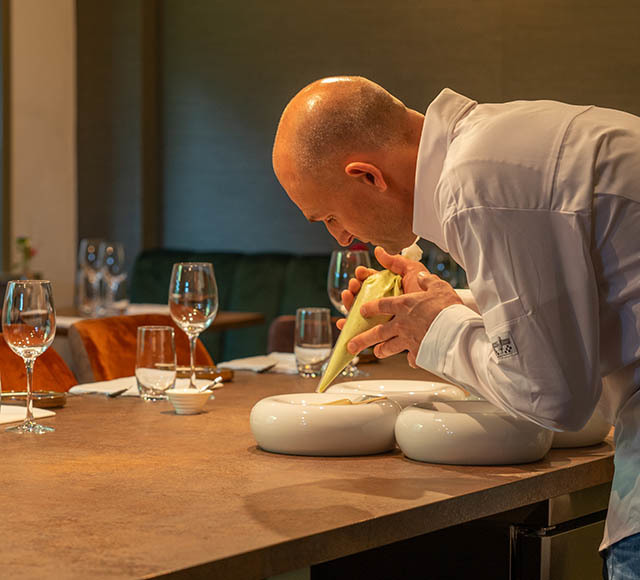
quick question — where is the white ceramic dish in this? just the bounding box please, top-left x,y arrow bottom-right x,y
551,409 -> 611,448
166,389 -> 213,415
395,400 -> 553,465
250,392 -> 401,456
326,379 -> 466,409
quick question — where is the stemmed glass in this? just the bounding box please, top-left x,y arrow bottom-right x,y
327,249 -> 372,377
169,263 -> 218,388
99,241 -> 128,315
2,280 -> 56,433
76,238 -> 103,317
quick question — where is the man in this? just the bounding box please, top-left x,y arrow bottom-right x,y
272,76 -> 640,577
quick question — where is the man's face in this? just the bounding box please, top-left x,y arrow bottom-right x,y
275,161 -> 413,254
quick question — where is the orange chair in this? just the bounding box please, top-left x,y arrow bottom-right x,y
0,334 -> 77,392
68,314 -> 214,382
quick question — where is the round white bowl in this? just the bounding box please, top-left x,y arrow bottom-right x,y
326,379 -> 467,409
166,389 -> 213,415
551,409 -> 611,448
395,400 -> 554,465
250,392 -> 401,456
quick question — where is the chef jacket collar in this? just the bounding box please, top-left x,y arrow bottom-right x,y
413,88 -> 477,251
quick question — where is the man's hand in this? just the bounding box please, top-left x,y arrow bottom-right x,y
336,246 -> 431,330
347,269 -> 463,368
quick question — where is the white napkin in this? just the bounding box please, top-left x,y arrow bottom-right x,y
69,376 -> 214,397
126,303 -> 170,315
70,376 -> 138,397
218,352 -> 298,374
55,304 -> 169,330
56,315 -> 83,329
0,405 -> 56,425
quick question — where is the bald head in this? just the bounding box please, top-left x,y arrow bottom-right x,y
274,76 -> 411,178
272,76 -> 422,253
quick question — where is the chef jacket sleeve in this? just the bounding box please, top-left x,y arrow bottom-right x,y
415,205 -> 602,431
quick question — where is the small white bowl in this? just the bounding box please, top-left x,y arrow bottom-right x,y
166,389 -> 213,415
551,409 -> 611,448
395,400 -> 553,465
326,379 -> 466,409
250,392 -> 401,456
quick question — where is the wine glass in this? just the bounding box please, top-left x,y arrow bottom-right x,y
99,241 -> 128,315
169,263 -> 218,388
76,238 -> 104,316
2,280 -> 56,433
327,249 -> 372,376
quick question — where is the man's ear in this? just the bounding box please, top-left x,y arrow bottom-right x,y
345,162 -> 388,191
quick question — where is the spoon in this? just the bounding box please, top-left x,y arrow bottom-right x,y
198,376 -> 224,393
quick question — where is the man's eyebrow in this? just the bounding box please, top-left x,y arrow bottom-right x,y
306,214 -> 321,223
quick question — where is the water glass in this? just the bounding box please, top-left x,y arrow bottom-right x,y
294,307 -> 332,378
135,326 -> 176,401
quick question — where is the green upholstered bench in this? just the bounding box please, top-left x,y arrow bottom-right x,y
130,249 -> 333,362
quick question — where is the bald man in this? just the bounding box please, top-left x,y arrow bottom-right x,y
273,77 -> 640,577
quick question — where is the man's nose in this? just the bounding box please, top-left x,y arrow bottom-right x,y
328,224 -> 353,246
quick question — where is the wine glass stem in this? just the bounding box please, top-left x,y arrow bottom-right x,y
188,334 -> 198,388
24,358 -> 35,423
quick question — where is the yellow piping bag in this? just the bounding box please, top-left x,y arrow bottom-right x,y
316,269 -> 402,392
316,239 -> 423,393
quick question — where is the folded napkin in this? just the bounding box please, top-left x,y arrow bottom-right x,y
56,315 -> 83,329
69,376 -> 215,397
70,376 -> 138,397
126,303 -> 170,315
0,405 -> 56,425
218,352 -> 298,374
56,304 -> 170,330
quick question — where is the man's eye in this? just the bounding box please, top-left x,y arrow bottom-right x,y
325,217 -> 335,224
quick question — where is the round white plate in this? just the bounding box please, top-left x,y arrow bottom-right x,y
250,392 -> 401,456
325,379 -> 467,408
395,400 -> 553,465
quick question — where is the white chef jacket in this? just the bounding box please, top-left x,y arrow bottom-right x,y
413,89 -> 640,550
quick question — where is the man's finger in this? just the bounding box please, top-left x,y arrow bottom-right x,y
360,295 -> 408,318
355,266 -> 377,281
341,289 -> 355,311
347,323 -> 397,354
373,336 -> 407,359
374,246 -> 415,277
336,318 -> 346,330
417,271 -> 435,290
347,277 -> 362,295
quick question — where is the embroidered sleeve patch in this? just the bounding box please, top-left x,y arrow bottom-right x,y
491,332 -> 519,359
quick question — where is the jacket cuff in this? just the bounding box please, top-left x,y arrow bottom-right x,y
416,303 -> 483,374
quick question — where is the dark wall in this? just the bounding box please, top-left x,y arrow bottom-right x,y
77,1 -> 640,261
160,0 -> 640,253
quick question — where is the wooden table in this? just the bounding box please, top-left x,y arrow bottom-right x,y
0,357 -> 614,579
55,308 -> 265,336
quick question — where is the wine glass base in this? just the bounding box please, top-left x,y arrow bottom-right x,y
340,366 -> 369,378
6,420 -> 55,434
340,359 -> 369,378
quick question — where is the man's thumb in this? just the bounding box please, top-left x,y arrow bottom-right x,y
417,271 -> 431,290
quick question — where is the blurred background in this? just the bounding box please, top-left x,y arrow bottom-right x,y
1,0 -> 639,310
